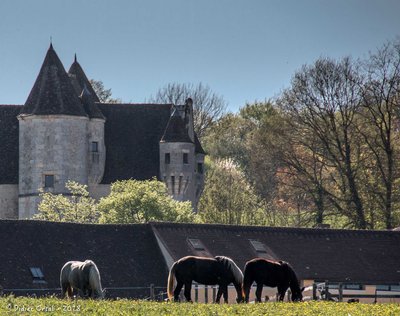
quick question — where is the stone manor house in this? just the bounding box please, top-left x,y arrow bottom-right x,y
0,44 -> 205,219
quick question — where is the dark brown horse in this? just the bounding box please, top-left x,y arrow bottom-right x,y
242,258 -> 304,302
167,256 -> 243,303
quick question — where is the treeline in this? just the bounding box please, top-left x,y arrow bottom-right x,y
199,40 -> 400,230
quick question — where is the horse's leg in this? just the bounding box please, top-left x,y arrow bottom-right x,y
61,283 -> 69,298
173,281 -> 184,302
184,281 -> 193,303
277,286 -> 288,301
216,284 -> 228,303
242,276 -> 253,303
67,286 -> 73,299
215,286 -> 223,303
255,283 -> 263,303
222,285 -> 229,303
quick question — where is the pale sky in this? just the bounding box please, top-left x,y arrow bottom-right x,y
0,0 -> 399,112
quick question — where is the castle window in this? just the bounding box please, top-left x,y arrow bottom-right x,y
197,163 -> 203,174
165,153 -> 170,164
183,153 -> 188,164
44,175 -> 54,188
91,141 -> 99,152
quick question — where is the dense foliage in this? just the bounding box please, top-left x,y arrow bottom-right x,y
98,179 -> 196,223
1,297 -> 399,316
201,39 -> 400,230
35,179 -> 196,224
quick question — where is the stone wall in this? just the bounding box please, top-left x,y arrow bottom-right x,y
0,185 -> 18,219
159,142 -> 196,205
18,115 -> 89,218
88,118 -> 106,185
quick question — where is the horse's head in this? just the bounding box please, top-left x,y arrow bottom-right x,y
291,287 -> 305,302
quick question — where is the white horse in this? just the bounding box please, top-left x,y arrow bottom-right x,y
60,260 -> 105,299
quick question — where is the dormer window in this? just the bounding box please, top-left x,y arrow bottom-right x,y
188,238 -> 206,251
44,175 -> 54,188
183,153 -> 188,164
30,267 -> 46,284
249,239 -> 267,254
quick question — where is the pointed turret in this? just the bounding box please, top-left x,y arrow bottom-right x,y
161,108 -> 193,143
80,84 -> 105,119
68,55 -> 100,102
21,44 -> 87,116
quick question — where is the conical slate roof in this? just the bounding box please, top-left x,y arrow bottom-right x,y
80,84 -> 105,119
161,108 -> 193,143
21,44 -> 87,117
68,55 -> 100,103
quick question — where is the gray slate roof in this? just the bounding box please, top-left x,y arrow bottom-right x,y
0,105 -> 20,184
0,220 -> 168,298
151,222 -> 400,285
21,45 -> 87,117
68,55 -> 100,103
99,103 -> 172,183
161,109 -> 193,143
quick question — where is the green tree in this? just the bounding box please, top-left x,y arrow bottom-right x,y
198,158 -> 268,225
98,179 -> 198,223
34,181 -> 100,223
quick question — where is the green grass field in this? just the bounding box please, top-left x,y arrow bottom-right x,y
1,296 -> 400,315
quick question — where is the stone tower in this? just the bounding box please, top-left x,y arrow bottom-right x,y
68,56 -> 106,187
159,99 -> 205,210
18,45 -> 92,218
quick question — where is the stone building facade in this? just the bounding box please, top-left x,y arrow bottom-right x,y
0,45 -> 205,219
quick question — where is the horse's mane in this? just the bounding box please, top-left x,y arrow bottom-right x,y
215,256 -> 243,285
280,261 -> 300,291
84,260 -> 104,298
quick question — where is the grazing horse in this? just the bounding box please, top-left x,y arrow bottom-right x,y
167,256 -> 244,303
242,258 -> 303,302
60,260 -> 104,299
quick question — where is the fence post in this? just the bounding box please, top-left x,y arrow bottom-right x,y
150,284 -> 155,301
312,283 -> 317,300
204,285 -> 208,303
195,284 -> 198,303
338,283 -> 343,302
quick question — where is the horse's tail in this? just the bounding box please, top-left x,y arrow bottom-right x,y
60,261 -> 72,298
242,262 -> 253,301
88,262 -> 104,299
167,261 -> 178,301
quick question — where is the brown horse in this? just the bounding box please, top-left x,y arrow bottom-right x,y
167,256 -> 243,303
60,260 -> 104,299
242,258 -> 304,302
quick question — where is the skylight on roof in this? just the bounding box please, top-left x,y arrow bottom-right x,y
188,238 -> 206,251
249,240 -> 267,253
29,267 -> 47,284
30,267 -> 44,279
